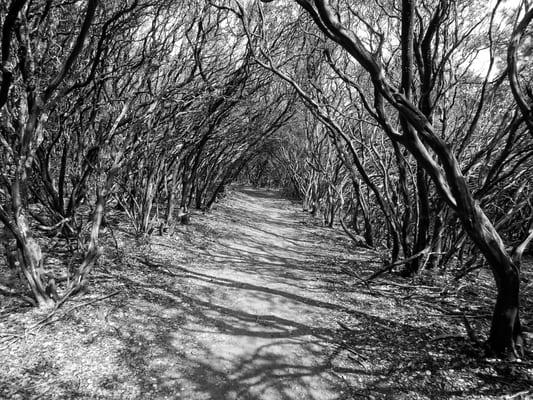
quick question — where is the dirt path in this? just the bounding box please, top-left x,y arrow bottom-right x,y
137,187 -> 372,400
3,187 -> 532,399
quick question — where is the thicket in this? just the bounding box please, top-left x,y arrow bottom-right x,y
1,0 -> 532,358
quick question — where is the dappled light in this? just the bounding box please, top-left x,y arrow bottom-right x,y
1,0 -> 533,398
2,188 -> 532,398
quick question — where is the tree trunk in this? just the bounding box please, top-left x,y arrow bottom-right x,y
458,204 -> 523,356
9,216 -> 55,308
165,166 -> 180,226
258,0 -> 529,358
429,213 -> 443,270
488,269 -> 522,357
10,165 -> 56,308
404,165 -> 430,275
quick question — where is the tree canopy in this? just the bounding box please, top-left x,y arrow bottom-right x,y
1,0 -> 533,358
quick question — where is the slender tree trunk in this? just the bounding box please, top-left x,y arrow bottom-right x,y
165,166 -> 180,225
458,203 -> 523,355
11,182 -> 55,308
404,165 -> 430,275
488,268 -> 522,356
429,213 -> 443,270
141,179 -> 155,233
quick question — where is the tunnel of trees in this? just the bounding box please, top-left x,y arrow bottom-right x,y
0,0 -> 533,359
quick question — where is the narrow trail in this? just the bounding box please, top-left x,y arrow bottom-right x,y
118,188 -> 384,400
8,186 -> 512,400
139,187 -> 374,400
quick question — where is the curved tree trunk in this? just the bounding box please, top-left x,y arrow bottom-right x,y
458,205 -> 523,356
488,269 -> 522,356
247,0 -> 533,356
258,0 -> 528,356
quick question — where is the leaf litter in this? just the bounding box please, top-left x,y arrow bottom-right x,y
0,186 -> 532,399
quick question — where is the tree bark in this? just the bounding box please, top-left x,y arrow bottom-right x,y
488,268 -> 522,356
268,0 -> 527,355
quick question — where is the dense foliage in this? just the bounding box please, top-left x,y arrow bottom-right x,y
0,0 -> 532,357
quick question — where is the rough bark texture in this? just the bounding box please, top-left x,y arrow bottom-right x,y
280,0 -> 526,355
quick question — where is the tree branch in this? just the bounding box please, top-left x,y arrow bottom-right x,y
44,0 -> 99,102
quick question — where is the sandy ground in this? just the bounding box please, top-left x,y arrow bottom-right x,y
1,186 -> 532,399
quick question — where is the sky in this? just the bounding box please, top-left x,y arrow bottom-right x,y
471,0 -> 524,77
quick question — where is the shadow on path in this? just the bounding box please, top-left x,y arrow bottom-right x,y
4,187 -> 530,400
102,187 -> 527,399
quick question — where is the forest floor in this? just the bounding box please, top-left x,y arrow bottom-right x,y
1,186 -> 533,400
